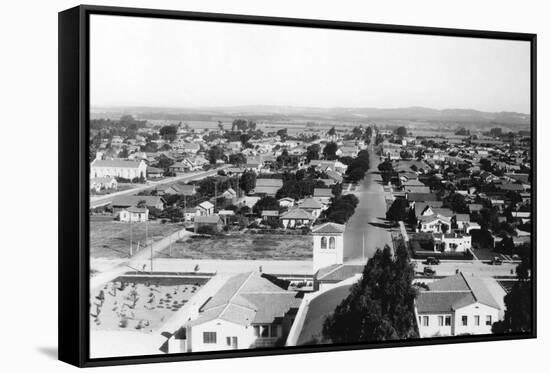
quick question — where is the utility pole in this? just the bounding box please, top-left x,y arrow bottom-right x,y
362,233 -> 365,262
129,220 -> 133,257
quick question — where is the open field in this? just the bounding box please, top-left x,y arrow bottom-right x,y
90,221 -> 183,259
156,233 -> 313,261
90,275 -> 207,333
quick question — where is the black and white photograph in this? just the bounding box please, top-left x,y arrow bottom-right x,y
84,11 -> 534,360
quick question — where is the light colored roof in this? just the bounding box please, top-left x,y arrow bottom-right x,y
300,197 -> 323,209
312,222 -> 346,234
92,159 -> 144,168
261,210 -> 279,217
280,208 -> 314,220
194,215 -> 221,224
416,273 -> 501,314
256,178 -> 283,187
455,214 -> 470,222
315,264 -> 363,282
198,201 -> 214,210
314,188 -> 334,198
126,206 -> 148,213
186,272 -> 301,327
111,195 -> 164,207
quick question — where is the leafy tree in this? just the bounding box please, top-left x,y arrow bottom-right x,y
323,142 -> 339,160
240,133 -> 251,146
239,170 -> 256,194
443,192 -> 468,213
386,198 -> 409,222
159,125 -> 178,142
253,196 -> 280,215
328,127 -> 336,136
378,160 -> 395,184
229,153 -> 246,165
276,128 -> 288,141
305,144 -> 321,162
154,154 -> 175,170
323,194 -> 359,223
322,244 -> 418,343
400,150 -> 413,160
217,121 -> 224,132
140,142 -> 158,153
395,126 -> 408,137
208,145 -> 226,164
492,254 -> 532,334
118,146 -> 129,158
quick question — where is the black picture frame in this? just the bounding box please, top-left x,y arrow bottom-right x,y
59,4 -> 537,368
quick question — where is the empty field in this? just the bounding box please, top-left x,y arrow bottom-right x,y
90,221 -> 183,259
156,234 -> 313,261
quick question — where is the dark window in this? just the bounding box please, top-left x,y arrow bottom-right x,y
203,332 -> 217,344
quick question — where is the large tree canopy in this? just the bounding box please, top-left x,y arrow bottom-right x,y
322,244 -> 418,343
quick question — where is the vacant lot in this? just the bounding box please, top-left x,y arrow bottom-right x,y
157,234 -> 313,261
90,221 -> 183,259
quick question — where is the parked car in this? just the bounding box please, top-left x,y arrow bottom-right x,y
425,256 -> 440,265
423,266 -> 436,276
491,257 -> 503,265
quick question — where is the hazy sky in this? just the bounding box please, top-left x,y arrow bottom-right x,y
90,15 -> 531,113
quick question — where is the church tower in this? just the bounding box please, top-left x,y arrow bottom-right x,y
311,222 -> 346,272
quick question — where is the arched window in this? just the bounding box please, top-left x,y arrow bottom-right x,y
321,236 -> 327,249
329,237 -> 336,250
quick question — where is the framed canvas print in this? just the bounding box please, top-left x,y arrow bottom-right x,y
58,5 -> 536,367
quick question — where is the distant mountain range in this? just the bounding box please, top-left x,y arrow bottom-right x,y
91,105 -> 530,127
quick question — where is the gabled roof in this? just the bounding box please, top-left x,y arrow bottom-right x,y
92,159 -> 144,168
186,272 -> 301,327
198,201 -> 214,210
315,264 -> 363,282
314,188 -> 334,198
312,222 -> 345,234
194,214 -> 222,224
407,193 -> 439,202
416,273 -> 501,314
300,197 -> 323,209
255,178 -> 283,187
111,195 -> 164,207
280,208 -> 314,220
261,210 -> 279,217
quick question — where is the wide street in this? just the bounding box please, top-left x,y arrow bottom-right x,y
90,165 -> 229,208
343,148 -> 393,262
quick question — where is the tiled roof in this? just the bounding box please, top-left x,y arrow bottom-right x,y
314,188 -> 334,198
255,178 -> 283,187
111,195 -> 164,207
186,272 -> 301,327
300,197 -> 323,209
416,273 -> 501,314
280,208 -> 314,220
312,222 -> 346,234
92,159 -> 144,168
315,264 -> 363,282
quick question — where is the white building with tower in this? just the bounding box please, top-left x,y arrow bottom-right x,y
311,222 -> 346,272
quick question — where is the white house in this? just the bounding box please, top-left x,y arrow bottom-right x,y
280,208 -> 314,229
196,201 -> 215,216
433,233 -> 472,253
415,273 -> 502,338
417,214 -> 452,233
119,207 -> 149,222
311,222 -> 346,272
91,157 -> 147,180
171,272 -> 301,352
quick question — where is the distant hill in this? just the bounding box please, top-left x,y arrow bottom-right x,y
91,105 -> 530,127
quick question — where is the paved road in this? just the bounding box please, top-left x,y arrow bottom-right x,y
90,165 -> 229,208
413,260 -> 518,277
343,148 -> 393,261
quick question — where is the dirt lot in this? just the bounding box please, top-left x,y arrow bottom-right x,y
90,221 -> 183,259
156,233 -> 313,261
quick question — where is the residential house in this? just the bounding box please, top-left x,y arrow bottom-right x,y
415,273 -> 502,338
253,178 -> 283,197
299,197 -> 324,219
194,214 -> 223,233
433,232 -> 472,253
111,195 -> 165,215
168,272 -> 301,352
278,197 -> 295,209
196,201 -> 215,216
261,210 -> 279,223
119,207 -> 149,222
313,188 -> 334,205
280,208 -> 314,229
147,167 -> 165,179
